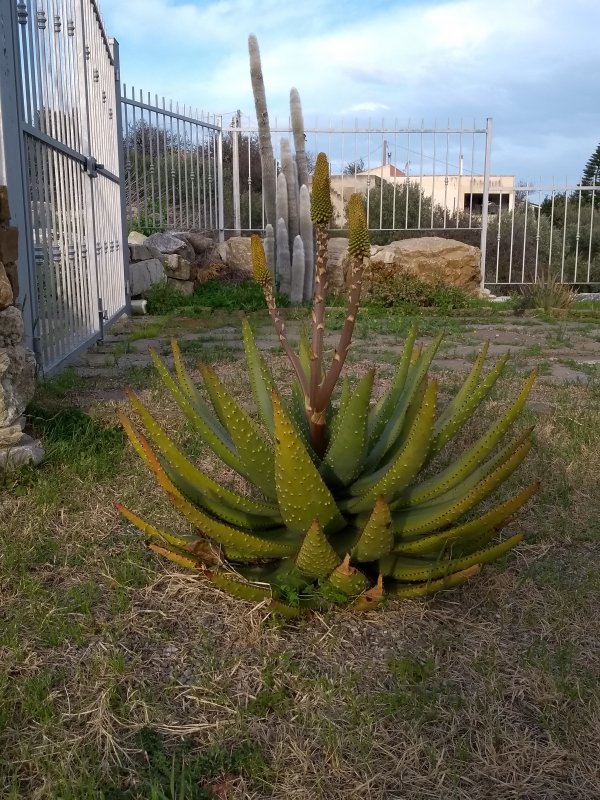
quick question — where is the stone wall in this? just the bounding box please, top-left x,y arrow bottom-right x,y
0,187 -> 43,470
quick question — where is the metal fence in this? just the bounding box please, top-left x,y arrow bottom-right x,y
121,87 -> 224,237
0,0 -> 127,376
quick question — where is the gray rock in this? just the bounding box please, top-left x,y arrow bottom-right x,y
167,278 -> 195,296
145,232 -> 194,261
128,231 -> 148,245
163,254 -> 192,281
172,231 -> 214,255
130,258 -> 166,298
0,305 -> 24,347
0,415 -> 25,446
216,236 -> 252,279
0,434 -> 44,470
576,293 -> 600,302
0,262 -> 13,310
129,243 -> 153,262
0,345 -> 37,427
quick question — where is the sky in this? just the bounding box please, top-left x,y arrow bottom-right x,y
102,0 -> 600,185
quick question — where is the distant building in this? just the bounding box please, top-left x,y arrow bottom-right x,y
328,163 -> 515,226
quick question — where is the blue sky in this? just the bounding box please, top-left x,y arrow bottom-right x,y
103,0 -> 599,184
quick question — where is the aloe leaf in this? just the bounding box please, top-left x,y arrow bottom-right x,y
367,323 -> 417,441
364,333 -> 443,470
320,370 -> 374,487
386,565 -> 481,598
392,440 -> 532,537
352,496 -> 394,561
389,533 -> 523,581
434,342 -> 489,430
328,376 -> 350,446
199,363 -> 276,499
346,380 -> 437,510
326,554 -> 370,595
273,390 -> 346,535
296,519 -> 342,578
148,543 -> 201,571
126,391 -> 279,518
116,502 -> 193,550
242,319 -> 276,435
149,348 -> 235,452
209,572 -> 272,602
393,482 -> 538,555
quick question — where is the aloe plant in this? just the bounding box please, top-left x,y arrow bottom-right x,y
118,158 -> 537,616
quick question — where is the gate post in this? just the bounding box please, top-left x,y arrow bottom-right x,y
479,117 -> 493,290
0,0 -> 36,351
216,115 -> 225,243
110,38 -> 131,314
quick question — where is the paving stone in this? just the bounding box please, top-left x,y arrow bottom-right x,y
74,367 -> 122,379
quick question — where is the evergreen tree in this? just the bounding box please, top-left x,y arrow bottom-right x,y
582,142 -> 600,187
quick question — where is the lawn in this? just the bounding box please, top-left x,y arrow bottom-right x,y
1,304 -> 600,799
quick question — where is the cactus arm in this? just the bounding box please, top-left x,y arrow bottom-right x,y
281,137 -> 299,244
272,390 -> 346,536
276,217 -> 292,297
248,34 -> 276,229
290,235 -> 306,306
299,185 -> 314,302
290,88 -> 309,189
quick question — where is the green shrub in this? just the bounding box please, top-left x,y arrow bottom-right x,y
364,265 -> 472,311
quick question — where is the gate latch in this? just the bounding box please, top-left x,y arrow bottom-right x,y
84,156 -> 104,177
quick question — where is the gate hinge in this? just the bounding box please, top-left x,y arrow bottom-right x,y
84,156 -> 104,177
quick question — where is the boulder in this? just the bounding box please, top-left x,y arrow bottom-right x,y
128,230 -> 147,246
163,254 -> 192,281
0,227 -> 18,263
0,415 -> 25,446
173,231 -> 214,255
145,232 -> 194,262
0,306 -> 24,347
325,238 -> 350,295
129,243 -> 153,262
0,262 -> 13,310
167,278 -> 195,296
0,433 -> 44,470
129,258 -> 166,297
369,237 -> 481,293
0,345 -> 36,428
3,262 -> 18,298
217,236 -> 252,279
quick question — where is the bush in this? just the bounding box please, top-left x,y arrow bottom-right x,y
145,280 -> 290,315
364,265 -> 472,311
515,274 -> 576,312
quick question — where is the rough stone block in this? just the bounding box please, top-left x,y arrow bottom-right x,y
163,254 -> 192,281
173,231 -> 214,255
129,243 -> 153,262
3,263 -> 18,299
0,434 -> 44,470
0,227 -> 18,264
0,186 -> 10,224
0,306 -> 24,347
128,230 -> 148,245
0,415 -> 25,446
130,258 -> 166,298
0,262 -> 14,310
0,345 -> 36,428
167,277 -> 195,296
145,232 -> 194,262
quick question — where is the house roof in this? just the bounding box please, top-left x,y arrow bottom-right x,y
357,164 -> 406,178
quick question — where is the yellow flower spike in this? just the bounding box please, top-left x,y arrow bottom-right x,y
310,152 -> 333,224
347,193 -> 370,259
251,234 -> 272,286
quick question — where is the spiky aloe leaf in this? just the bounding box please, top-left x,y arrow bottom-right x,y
272,391 -> 346,535
296,519 -> 341,578
392,440 -> 532,537
116,503 -> 193,551
389,533 -> 523,581
367,324 -> 417,443
209,572 -> 272,603
199,363 -> 276,499
346,380 -> 437,510
320,370 -> 374,487
242,319 -> 275,435
351,575 -> 384,611
125,391 -> 280,519
393,482 -> 539,555
148,543 -> 201,571
434,342 -> 489,431
328,377 -> 351,445
364,333 -> 443,470
352,496 -> 394,562
326,554 -> 370,595
386,565 -> 481,598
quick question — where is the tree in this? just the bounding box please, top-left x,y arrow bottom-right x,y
582,142 -> 600,187
343,158 -> 365,176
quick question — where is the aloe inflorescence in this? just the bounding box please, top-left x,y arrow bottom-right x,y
118,166 -> 537,616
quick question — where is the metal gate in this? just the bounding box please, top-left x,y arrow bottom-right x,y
0,0 -> 128,376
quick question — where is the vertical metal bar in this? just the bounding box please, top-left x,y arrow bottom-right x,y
495,190 -> 501,283
183,116 -> 190,230
468,126 -> 475,227
112,38 -> 129,311
587,177 -> 596,283
169,99 -> 176,228
155,95 -> 162,228
378,120 -> 384,231
508,190 -> 516,284
560,183 -> 568,282
216,115 -> 225,242
574,184 -> 583,283
139,88 -> 148,228
232,111 -> 241,234
430,122 -> 437,229
247,132 -> 252,229
175,102 -> 183,229
443,122 -> 449,228
146,91 -> 154,229
534,185 -> 542,283
201,122 -> 207,229
548,181 -> 555,271
401,124 -> 407,229
418,121 -> 424,228
456,122 -> 463,228
479,117 -> 493,290
366,128 -> 371,226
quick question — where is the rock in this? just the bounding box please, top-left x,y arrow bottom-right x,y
3,262 -> 18,298
129,258 -> 166,297
368,237 -> 481,294
0,434 -> 44,470
0,186 -> 10,224
0,415 -> 25,446
145,232 -> 194,262
576,292 -> 600,302
0,345 -> 36,428
167,278 -> 195,296
216,237 -> 252,279
325,238 -> 350,295
128,231 -> 148,245
173,232 -> 214,255
0,306 -> 24,347
0,227 -> 18,263
129,243 -> 153,262
0,262 -> 14,310
163,254 -> 192,281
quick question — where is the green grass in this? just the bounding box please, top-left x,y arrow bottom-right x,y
146,280 -> 290,315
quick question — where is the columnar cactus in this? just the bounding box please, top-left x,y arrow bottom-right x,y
248,35 -> 276,232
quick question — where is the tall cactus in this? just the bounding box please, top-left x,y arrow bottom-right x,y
299,185 -> 314,302
276,218 -> 291,296
264,223 -> 275,276
290,235 -> 305,305
290,87 -> 309,190
280,138 -> 300,246
276,172 -> 289,235
248,35 -> 276,231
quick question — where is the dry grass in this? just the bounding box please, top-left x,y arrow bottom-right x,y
1,320 -> 600,799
